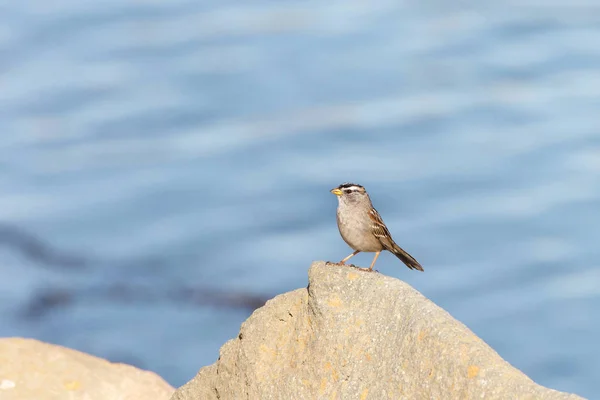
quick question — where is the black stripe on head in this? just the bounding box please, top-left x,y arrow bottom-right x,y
338,182 -> 363,189
337,183 -> 365,194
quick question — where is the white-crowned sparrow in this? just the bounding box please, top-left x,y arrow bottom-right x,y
330,183 -> 423,272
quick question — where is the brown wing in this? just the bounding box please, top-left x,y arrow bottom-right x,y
368,208 -> 424,271
368,208 -> 395,248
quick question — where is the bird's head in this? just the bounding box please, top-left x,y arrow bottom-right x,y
330,183 -> 369,205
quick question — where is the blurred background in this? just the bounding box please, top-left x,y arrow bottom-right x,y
1,0 -> 599,398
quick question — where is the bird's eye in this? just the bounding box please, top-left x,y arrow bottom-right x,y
344,189 -> 353,194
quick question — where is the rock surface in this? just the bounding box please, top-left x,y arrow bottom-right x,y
173,261 -> 584,400
0,337 -> 174,400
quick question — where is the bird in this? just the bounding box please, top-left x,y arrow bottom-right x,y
330,183 -> 423,272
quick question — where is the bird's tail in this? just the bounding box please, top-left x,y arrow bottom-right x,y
389,243 -> 424,271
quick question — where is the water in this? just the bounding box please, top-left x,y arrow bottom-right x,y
1,1 -> 599,397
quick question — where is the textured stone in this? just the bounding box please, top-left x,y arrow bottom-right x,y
173,261 -> 584,400
0,337 -> 174,400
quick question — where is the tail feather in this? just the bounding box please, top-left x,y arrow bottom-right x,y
389,243 -> 424,271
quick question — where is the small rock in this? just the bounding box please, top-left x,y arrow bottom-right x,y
0,338 -> 174,400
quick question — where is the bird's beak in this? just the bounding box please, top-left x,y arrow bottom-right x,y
330,188 -> 343,196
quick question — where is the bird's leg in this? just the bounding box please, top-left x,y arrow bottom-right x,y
368,251 -> 381,271
339,250 -> 360,265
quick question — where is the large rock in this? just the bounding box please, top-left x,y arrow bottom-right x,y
173,261 -> 583,400
0,337 -> 174,400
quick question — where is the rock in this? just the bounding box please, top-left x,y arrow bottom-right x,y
172,261 -> 584,400
0,337 -> 174,400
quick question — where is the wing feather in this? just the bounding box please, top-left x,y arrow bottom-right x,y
368,208 -> 393,241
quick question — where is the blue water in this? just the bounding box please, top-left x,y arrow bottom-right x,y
1,1 -> 599,398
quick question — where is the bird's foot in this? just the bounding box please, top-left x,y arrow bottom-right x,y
326,261 -> 378,273
350,265 -> 378,273
326,261 -> 345,266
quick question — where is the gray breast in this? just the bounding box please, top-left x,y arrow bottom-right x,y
336,203 -> 383,252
